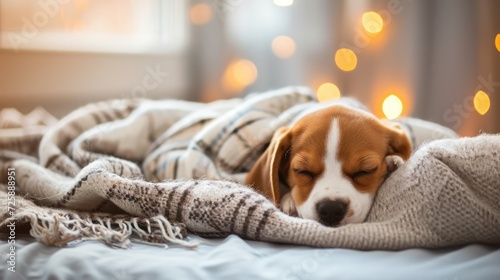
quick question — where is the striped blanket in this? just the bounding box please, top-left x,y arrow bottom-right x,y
1,87 -> 499,249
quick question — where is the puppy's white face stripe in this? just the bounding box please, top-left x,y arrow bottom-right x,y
296,118 -> 374,225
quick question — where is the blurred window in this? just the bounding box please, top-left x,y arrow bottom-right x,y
0,0 -> 186,53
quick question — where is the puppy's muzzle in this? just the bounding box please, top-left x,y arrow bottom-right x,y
316,199 -> 348,226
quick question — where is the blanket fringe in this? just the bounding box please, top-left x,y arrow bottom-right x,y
10,212 -> 197,249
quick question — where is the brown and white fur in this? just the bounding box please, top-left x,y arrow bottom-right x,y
245,104 -> 412,227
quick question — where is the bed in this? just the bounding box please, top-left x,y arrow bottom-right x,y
2,234 -> 500,279
1,87 -> 499,279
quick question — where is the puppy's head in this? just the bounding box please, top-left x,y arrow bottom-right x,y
246,105 -> 411,227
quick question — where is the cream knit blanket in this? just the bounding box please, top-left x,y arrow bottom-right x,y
1,87 -> 498,249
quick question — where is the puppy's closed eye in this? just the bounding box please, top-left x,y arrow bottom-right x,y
351,167 -> 377,183
294,169 -> 316,179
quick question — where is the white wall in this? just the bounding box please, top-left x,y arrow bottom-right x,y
0,49 -> 190,117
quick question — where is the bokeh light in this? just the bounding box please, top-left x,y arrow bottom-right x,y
273,0 -> 293,7
362,11 -> 384,34
382,94 -> 403,120
473,90 -> 490,115
495,34 -> 500,53
334,48 -> 357,71
222,59 -> 258,93
316,83 -> 341,102
272,36 -> 296,59
190,3 -> 213,25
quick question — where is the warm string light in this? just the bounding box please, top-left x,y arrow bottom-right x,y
272,36 -> 296,59
495,34 -> 500,53
334,48 -> 357,71
201,7 -> 496,121
316,83 -> 341,102
362,11 -> 384,34
190,3 -> 213,25
216,9 -> 493,121
273,0 -> 293,7
474,90 -> 490,115
382,94 -> 403,120
222,59 -> 258,93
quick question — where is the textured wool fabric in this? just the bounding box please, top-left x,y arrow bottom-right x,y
1,87 -> 497,249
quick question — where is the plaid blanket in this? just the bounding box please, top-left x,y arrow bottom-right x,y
1,87 -> 499,249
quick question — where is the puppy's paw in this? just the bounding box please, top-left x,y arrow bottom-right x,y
280,192 -> 298,217
385,155 -> 405,173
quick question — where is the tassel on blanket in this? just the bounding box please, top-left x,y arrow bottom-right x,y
0,192 -> 195,249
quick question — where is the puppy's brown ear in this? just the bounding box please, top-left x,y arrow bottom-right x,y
382,121 -> 412,160
246,127 -> 291,205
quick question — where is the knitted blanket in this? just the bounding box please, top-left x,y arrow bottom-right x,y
1,87 -> 499,250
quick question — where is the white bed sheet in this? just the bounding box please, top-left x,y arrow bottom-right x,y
1,234 -> 499,280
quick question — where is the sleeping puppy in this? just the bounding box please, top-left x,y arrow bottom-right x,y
245,104 -> 411,227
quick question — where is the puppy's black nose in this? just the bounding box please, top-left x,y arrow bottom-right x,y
316,199 -> 347,226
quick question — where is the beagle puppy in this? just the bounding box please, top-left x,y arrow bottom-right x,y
245,104 -> 411,227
